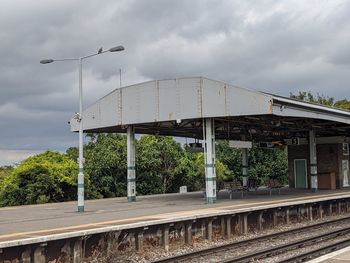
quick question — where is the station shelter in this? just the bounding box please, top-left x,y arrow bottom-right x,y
70,77 -> 350,203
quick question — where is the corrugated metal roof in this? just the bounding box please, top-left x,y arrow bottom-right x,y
70,77 -> 350,139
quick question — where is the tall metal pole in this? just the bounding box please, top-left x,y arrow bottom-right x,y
40,45 -> 124,213
77,58 -> 85,212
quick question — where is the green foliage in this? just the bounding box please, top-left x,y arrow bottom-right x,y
137,135 -> 183,194
83,133 -> 127,198
0,151 -> 83,206
215,141 -> 288,185
290,91 -> 335,106
290,91 -> 350,111
248,147 -> 288,185
0,166 -> 13,185
215,141 -> 241,178
334,99 -> 350,111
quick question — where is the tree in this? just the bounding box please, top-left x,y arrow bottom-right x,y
215,140 -> 288,185
290,91 -> 350,111
137,135 -> 184,194
0,151 -> 86,206
83,133 -> 127,198
248,147 -> 288,185
290,91 -> 334,106
0,166 -> 13,186
335,99 -> 350,111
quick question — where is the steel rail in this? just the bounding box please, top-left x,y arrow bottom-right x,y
152,215 -> 350,263
278,238 -> 350,263
222,226 -> 350,262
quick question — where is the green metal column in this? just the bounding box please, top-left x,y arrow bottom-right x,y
127,125 -> 136,202
204,118 -> 216,204
309,130 -> 318,192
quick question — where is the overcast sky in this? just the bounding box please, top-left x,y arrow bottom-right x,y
1,0 -> 350,165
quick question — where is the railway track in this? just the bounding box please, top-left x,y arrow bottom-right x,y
153,215 -> 350,263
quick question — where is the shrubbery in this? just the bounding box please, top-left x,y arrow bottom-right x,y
0,135 -> 288,207
0,151 -> 89,206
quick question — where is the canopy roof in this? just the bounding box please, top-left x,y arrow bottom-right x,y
70,77 -> 350,141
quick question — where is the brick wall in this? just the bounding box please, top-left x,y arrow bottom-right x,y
288,143 -> 345,189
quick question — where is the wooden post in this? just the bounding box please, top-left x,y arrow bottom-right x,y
73,239 -> 83,263
285,208 -> 290,224
135,231 -> 144,252
297,207 -> 302,222
21,249 -> 31,263
239,214 -> 248,235
318,204 -> 323,219
221,217 -> 225,237
308,205 -> 313,221
206,219 -> 213,241
257,211 -> 263,230
185,222 -> 192,245
273,210 -> 278,226
162,225 -> 170,252
226,216 -> 232,238
34,246 -> 46,263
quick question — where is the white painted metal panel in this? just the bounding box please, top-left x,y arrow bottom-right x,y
227,84 -> 272,116
99,90 -> 119,127
202,78 -> 227,117
158,79 -> 180,121
177,78 -> 202,119
272,105 -> 350,125
178,77 -> 201,119
122,81 -> 157,124
83,103 -> 100,129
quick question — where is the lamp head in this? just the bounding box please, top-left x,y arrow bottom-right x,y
109,46 -> 125,52
40,59 -> 54,64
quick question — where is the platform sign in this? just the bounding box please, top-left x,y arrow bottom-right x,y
291,137 -> 300,145
229,140 -> 252,149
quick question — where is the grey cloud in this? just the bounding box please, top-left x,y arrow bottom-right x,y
1,0 -> 350,164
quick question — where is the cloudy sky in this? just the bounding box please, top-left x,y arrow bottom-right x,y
1,0 -> 350,165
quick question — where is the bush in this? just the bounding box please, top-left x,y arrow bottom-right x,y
0,151 -> 89,206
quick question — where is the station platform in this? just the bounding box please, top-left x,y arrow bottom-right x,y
0,188 -> 350,248
309,246 -> 350,262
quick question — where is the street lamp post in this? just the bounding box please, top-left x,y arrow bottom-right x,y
40,45 -> 125,212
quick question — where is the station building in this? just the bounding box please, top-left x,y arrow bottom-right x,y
70,77 -> 350,202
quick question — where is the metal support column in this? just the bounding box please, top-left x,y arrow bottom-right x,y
309,130 -> 318,192
204,118 -> 216,204
241,135 -> 248,187
127,126 -> 136,202
242,148 -> 248,187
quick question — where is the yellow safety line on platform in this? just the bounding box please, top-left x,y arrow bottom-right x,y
0,192 -> 349,240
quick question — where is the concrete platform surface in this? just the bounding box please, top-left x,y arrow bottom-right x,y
0,189 -> 350,248
309,246 -> 350,262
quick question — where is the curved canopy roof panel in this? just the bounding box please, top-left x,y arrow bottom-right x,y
70,77 -> 350,140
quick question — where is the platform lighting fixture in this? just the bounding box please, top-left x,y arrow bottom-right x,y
40,45 -> 125,213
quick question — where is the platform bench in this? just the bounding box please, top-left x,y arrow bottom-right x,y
244,178 -> 260,192
267,178 -> 283,195
224,180 -> 246,199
